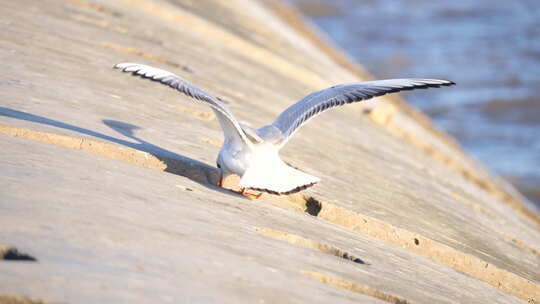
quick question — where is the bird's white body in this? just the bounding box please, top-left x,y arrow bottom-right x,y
114,62 -> 454,196
218,140 -> 319,195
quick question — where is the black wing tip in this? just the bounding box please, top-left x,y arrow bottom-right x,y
249,182 -> 318,196
113,64 -> 158,81
113,64 -> 138,75
420,80 -> 456,89
113,63 -> 132,70
435,79 -> 456,86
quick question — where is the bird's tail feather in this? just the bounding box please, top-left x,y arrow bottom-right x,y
240,161 -> 319,195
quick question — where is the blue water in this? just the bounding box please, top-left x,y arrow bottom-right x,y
288,0 -> 540,205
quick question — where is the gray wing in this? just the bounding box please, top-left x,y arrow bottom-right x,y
269,78 -> 455,146
114,63 -> 250,146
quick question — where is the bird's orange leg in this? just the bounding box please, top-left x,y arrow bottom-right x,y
228,187 -> 262,199
241,188 -> 263,199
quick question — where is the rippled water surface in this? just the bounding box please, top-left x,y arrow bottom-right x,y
287,0 -> 540,206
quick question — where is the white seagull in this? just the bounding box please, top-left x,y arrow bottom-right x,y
114,63 -> 454,198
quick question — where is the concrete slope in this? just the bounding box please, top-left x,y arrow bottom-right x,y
0,0 -> 538,303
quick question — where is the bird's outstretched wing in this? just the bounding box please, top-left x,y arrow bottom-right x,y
114,63 -> 250,146
268,78 -> 455,147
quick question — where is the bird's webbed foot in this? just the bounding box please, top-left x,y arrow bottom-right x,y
229,188 -> 262,199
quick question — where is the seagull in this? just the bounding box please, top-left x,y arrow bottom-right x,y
114,63 -> 454,198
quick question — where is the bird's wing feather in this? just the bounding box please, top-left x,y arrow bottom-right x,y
114,63 -> 251,146
268,78 -> 455,147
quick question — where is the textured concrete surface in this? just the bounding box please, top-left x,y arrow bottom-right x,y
1,0 -> 539,303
